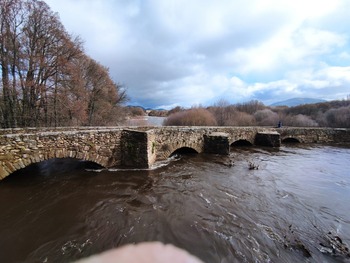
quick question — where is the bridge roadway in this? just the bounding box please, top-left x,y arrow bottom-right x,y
0,126 -> 349,180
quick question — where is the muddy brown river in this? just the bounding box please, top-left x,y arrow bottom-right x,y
0,144 -> 349,262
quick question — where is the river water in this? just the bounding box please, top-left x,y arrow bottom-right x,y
0,144 -> 349,263
125,116 -> 165,126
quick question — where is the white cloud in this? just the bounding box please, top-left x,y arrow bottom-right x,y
317,66 -> 350,88
229,27 -> 347,75
339,52 -> 350,60
292,28 -> 347,60
45,0 -> 350,108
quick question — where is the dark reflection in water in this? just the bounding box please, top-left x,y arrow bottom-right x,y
0,145 -> 350,263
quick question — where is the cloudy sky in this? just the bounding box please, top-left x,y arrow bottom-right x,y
45,0 -> 350,109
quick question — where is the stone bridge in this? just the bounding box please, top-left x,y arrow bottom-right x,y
0,126 -> 349,180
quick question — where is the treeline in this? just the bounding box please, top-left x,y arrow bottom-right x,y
163,99 -> 350,128
0,0 -> 126,128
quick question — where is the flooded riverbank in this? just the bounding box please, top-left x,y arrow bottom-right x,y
0,145 -> 349,262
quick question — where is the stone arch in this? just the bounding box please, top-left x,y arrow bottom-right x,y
60,150 -> 109,168
160,142 -> 203,159
170,147 -> 198,157
282,137 -> 300,144
0,150 -> 108,180
231,139 -> 253,147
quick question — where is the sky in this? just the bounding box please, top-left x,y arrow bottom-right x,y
45,0 -> 350,109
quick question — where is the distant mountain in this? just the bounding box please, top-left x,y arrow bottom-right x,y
126,105 -> 166,111
270,98 -> 327,107
147,108 -> 166,111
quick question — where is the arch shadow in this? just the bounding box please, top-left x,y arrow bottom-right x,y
170,147 -> 198,157
1,150 -> 108,180
3,158 -> 104,181
231,139 -> 253,147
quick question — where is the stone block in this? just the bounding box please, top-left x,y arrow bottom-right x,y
121,129 -> 150,168
5,162 -> 16,173
255,132 -> 280,147
0,166 -> 9,180
204,132 -> 230,155
147,131 -> 157,166
0,154 -> 12,161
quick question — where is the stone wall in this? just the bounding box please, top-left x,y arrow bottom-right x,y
207,127 -> 271,145
255,131 -> 281,147
151,127 -> 207,160
0,129 -> 123,179
333,128 -> 350,143
1,126 -> 349,180
278,127 -> 350,143
204,132 -> 230,155
0,126 -> 120,135
120,129 -> 155,168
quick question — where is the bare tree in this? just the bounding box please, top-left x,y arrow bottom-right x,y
77,56 -> 127,126
0,0 -> 25,127
324,106 -> 350,128
0,0 -> 127,128
210,99 -> 231,126
235,100 -> 265,114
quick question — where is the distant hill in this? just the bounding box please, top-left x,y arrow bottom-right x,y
126,105 -> 166,111
270,98 -> 327,107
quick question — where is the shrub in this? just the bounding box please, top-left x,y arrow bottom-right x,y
254,109 -> 279,126
224,111 -> 256,126
208,106 -> 256,126
127,107 -> 146,116
324,106 -> 350,128
283,114 -> 318,127
164,108 -> 217,126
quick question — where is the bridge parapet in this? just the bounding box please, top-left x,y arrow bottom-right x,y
0,126 -> 124,135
